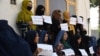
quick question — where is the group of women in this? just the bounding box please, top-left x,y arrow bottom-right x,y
15,0 -> 100,56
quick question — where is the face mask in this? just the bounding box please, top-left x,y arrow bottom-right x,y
27,6 -> 32,11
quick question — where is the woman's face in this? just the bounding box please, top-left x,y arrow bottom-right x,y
63,32 -> 68,41
34,33 -> 39,43
44,33 -> 48,42
77,37 -> 82,44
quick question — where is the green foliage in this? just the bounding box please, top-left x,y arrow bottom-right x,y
90,0 -> 99,7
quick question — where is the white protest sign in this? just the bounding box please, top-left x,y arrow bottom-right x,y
38,50 -> 52,56
37,44 -> 53,51
77,17 -> 83,24
70,17 -> 76,25
43,16 -> 52,24
60,23 -> 69,31
31,16 -> 43,25
62,48 -> 75,56
52,52 -> 57,56
89,46 -> 95,54
37,44 -> 53,56
79,49 -> 88,56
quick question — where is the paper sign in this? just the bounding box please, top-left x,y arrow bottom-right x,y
89,46 -> 94,54
62,48 -> 75,56
37,44 -> 53,51
38,50 -> 52,56
77,17 -> 83,24
60,23 -> 69,31
37,44 -> 53,56
79,49 -> 88,56
70,17 -> 76,25
43,16 -> 52,24
52,52 -> 57,56
31,16 -> 43,25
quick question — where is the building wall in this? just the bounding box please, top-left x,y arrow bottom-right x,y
0,0 -> 23,34
77,0 -> 90,35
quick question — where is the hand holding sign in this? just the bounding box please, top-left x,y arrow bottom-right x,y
31,16 -> 43,25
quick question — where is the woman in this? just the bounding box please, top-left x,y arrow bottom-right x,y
16,0 -> 37,31
39,30 -> 50,44
25,30 -> 41,55
35,5 -> 51,31
61,31 -> 72,49
50,10 -> 61,43
71,34 -> 82,56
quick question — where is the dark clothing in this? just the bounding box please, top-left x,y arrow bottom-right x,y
0,20 -> 33,56
76,23 -> 83,34
70,35 -> 82,56
25,30 -> 38,53
50,18 -> 61,43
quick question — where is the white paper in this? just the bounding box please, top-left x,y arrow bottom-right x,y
89,46 -> 94,54
38,50 -> 52,56
43,16 -> 52,24
31,16 -> 43,25
62,48 -> 75,56
60,23 -> 69,31
37,44 -> 53,51
70,17 -> 76,25
79,49 -> 88,56
77,17 -> 83,24
52,52 -> 57,56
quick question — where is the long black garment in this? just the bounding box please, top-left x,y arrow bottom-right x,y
0,20 -> 33,56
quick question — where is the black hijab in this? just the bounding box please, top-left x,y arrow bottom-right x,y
35,5 -> 45,15
25,30 -> 38,53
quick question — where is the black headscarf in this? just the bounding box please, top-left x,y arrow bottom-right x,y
35,5 -> 45,15
25,30 -> 38,53
0,20 -> 33,56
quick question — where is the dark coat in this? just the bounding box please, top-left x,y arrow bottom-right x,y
0,20 -> 33,56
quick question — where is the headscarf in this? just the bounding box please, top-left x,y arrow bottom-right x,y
63,11 -> 70,23
25,30 -> 38,53
35,5 -> 45,15
16,0 -> 37,30
0,20 -> 33,56
60,31 -> 72,49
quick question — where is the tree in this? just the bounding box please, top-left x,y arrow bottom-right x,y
90,0 -> 100,38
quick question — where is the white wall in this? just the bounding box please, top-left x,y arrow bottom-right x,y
77,0 -> 90,35
0,0 -> 23,34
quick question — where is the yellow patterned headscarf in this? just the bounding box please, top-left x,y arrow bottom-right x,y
16,0 -> 37,30
63,11 -> 75,34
